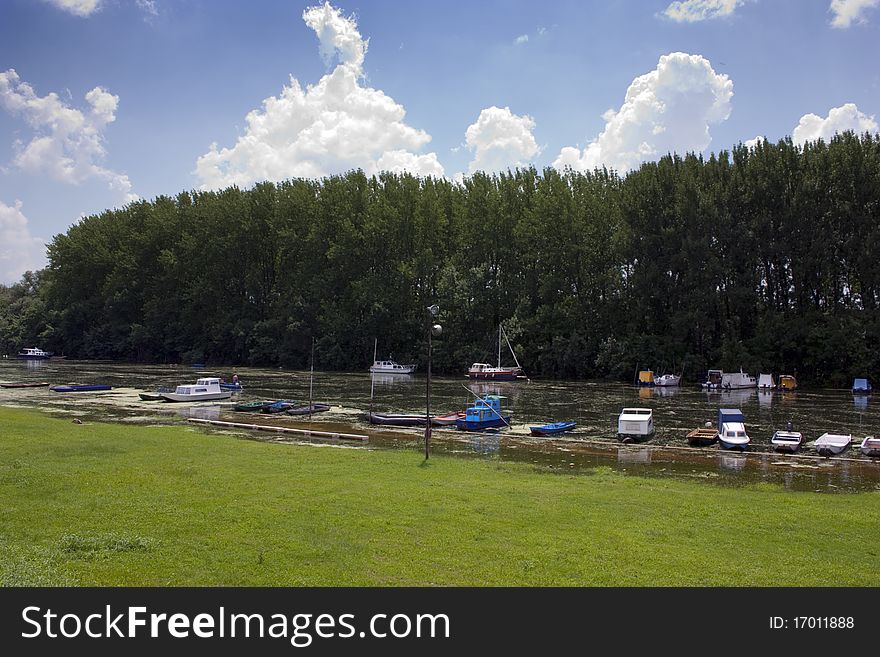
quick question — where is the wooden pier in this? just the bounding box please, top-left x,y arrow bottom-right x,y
187,418 -> 368,442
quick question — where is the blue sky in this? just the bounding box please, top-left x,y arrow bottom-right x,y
1,0 -> 879,282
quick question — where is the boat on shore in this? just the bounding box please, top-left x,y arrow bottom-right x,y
234,400 -> 273,412
262,400 -> 296,414
860,436 -> 880,457
686,427 -> 718,447
717,408 -> 750,451
366,412 -> 429,426
617,408 -> 654,443
530,421 -> 577,437
139,386 -> 174,401
51,384 -> 112,393
455,395 -> 511,431
286,403 -> 331,416
815,433 -> 851,456
160,378 -> 231,402
771,430 -> 803,453
1,381 -> 49,388
431,411 -> 465,426
16,347 -> 52,360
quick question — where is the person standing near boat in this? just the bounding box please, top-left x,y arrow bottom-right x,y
232,372 -> 239,385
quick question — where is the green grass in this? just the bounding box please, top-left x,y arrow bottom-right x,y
1,406 -> 878,586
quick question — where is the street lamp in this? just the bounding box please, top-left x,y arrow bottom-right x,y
425,304 -> 441,460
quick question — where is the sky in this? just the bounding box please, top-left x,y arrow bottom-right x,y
1,0 -> 879,283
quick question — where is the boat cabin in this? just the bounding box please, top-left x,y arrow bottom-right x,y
464,395 -> 506,423
757,373 -> 775,389
174,377 -> 222,395
704,369 -> 723,387
717,408 -> 745,427
617,408 -> 654,438
721,371 -> 757,389
638,370 -> 655,386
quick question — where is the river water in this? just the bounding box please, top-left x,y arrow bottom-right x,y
2,359 -> 879,493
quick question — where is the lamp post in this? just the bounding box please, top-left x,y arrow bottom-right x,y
425,304 -> 441,460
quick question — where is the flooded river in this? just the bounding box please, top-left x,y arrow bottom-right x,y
2,359 -> 879,493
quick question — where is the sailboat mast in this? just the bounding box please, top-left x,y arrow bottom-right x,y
308,337 -> 315,418
373,337 -> 377,364
497,324 -> 502,368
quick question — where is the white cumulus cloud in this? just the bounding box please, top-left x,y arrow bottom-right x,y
662,0 -> 743,22
0,69 -> 136,203
0,200 -> 46,284
829,0 -> 879,27
514,34 -> 529,45
195,2 -> 443,188
554,52 -> 733,173
743,135 -> 765,149
45,0 -> 101,17
464,106 -> 540,174
792,103 -> 878,144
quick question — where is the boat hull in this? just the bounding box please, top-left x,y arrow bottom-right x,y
160,391 -> 231,402
219,383 -> 243,391
455,415 -> 511,431
286,403 -> 331,415
467,370 -> 520,381
51,385 -> 112,393
367,412 -> 429,426
16,354 -> 51,360
1,382 -> 49,388
860,438 -> 880,457
530,422 -> 576,437
234,401 -> 273,412
771,431 -> 803,453
816,445 -> 848,456
719,437 -> 750,451
431,412 -> 464,426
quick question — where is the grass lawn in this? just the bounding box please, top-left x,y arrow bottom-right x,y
1,406 -> 878,586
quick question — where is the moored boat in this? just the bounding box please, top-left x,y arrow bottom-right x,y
139,386 -> 174,401
431,411 -> 465,426
286,403 -> 331,415
467,324 -> 525,381
637,370 -> 655,387
860,436 -> 880,457
262,400 -> 296,414
369,360 -> 416,374
815,433 -> 852,456
701,369 -> 724,390
778,375 -> 798,391
219,382 -> 243,391
617,408 -> 654,442
366,412 -> 430,426
160,378 -> 231,402
717,408 -> 749,450
530,421 -> 577,437
50,384 -> 112,392
16,347 -> 52,360
654,373 -> 681,387
686,427 -> 718,447
852,378 -> 872,394
0,381 -> 49,388
455,395 -> 511,431
771,430 -> 803,453
757,373 -> 775,389
721,370 -> 757,389
234,400 -> 274,412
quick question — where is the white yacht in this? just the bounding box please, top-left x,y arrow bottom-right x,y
160,378 -> 232,402
721,370 -> 757,389
369,359 -> 416,374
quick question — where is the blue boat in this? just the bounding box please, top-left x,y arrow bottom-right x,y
852,378 -> 872,394
262,400 -> 295,414
50,384 -> 112,393
219,382 -> 243,391
455,395 -> 511,432
529,421 -> 576,437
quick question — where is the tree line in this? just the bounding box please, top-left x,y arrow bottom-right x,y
2,131 -> 879,386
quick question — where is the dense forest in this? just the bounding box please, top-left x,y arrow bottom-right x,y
2,132 -> 879,386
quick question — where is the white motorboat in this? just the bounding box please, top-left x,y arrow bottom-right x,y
815,433 -> 852,456
369,359 -> 416,374
757,373 -> 775,389
861,436 -> 880,457
721,370 -> 757,389
771,430 -> 803,453
160,377 -> 232,402
16,347 -> 52,360
617,408 -> 654,442
653,373 -> 681,387
717,409 -> 749,450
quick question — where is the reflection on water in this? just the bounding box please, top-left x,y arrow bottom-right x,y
758,391 -> 773,408
854,395 -> 869,412
25,359 -> 47,371
2,359 -> 880,492
370,372 -> 412,386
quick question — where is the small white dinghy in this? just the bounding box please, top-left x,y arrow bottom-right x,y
771,430 -> 803,453
860,436 -> 880,457
815,433 -> 851,457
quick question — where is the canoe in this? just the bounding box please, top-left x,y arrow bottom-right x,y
815,433 -> 851,456
686,427 -> 718,447
50,384 -> 112,392
366,412 -> 429,426
0,381 -> 50,388
771,430 -> 803,453
286,403 -> 331,415
262,400 -> 295,414
431,411 -> 465,426
530,421 -> 577,437
234,400 -> 274,412
860,436 -> 880,457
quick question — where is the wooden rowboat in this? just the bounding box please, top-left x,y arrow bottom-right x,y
686,427 -> 718,447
